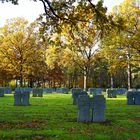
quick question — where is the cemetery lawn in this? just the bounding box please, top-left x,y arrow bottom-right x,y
0,94 -> 140,140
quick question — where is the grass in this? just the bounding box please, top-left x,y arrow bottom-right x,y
0,93 -> 140,140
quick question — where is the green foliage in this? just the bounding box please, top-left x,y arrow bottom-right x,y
0,17 -> 47,87
100,0 -> 140,86
37,0 -> 111,89
1,0 -> 140,88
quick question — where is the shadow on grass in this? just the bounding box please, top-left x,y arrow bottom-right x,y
66,118 -> 113,126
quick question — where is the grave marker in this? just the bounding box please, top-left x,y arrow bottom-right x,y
43,88 -> 53,93
72,91 -> 87,105
14,88 -> 30,106
107,89 -> 117,98
0,88 -> 4,97
89,88 -> 102,95
56,88 -> 69,94
116,88 -> 127,94
92,95 -> 106,122
32,88 -> 43,97
4,87 -> 12,94
14,88 -> 22,105
71,88 -> 83,95
134,91 -> 140,105
127,91 -> 140,105
77,95 -> 91,122
22,88 -> 30,105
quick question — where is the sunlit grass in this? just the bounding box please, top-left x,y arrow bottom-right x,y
0,93 -> 139,140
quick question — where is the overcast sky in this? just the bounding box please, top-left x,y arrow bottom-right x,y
0,0 -> 124,27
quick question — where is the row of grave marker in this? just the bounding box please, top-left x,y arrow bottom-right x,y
1,87 -> 138,95
1,87 -> 140,123
14,87 -> 70,105
1,86 -> 140,99
0,87 -> 140,95
0,86 -> 107,122
14,87 -> 106,123
0,87 -> 69,94
72,88 -> 140,122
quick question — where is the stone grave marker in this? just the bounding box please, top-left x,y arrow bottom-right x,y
107,89 -> 117,98
71,88 -> 83,95
134,91 -> 140,105
0,87 -> 5,97
32,88 -> 38,97
127,91 -> 140,105
77,95 -> 91,122
92,95 -> 106,122
43,88 -> 53,93
55,88 -> 61,93
116,88 -> 127,94
71,88 -> 83,104
14,88 -> 31,106
61,88 -> 69,94
127,91 -> 135,105
88,88 -> 102,95
32,88 -> 43,97
72,91 -> 87,105
22,88 -> 31,105
128,89 -> 136,91
56,88 -> 69,94
14,88 -> 22,105
4,87 -> 12,94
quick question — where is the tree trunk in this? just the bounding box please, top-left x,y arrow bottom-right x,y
84,69 -> 87,91
127,63 -> 132,90
53,79 -> 56,88
19,65 -> 23,87
68,75 -> 71,89
110,74 -> 114,89
20,77 -> 23,87
29,79 -> 33,88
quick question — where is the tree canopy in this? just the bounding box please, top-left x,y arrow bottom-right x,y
0,0 -> 140,89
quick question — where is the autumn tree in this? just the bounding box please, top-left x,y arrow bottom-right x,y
3,0 -> 137,89
0,17 -> 46,87
100,0 -> 140,89
37,0 -> 112,90
114,0 -> 140,89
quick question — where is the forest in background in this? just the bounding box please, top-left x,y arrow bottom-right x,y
0,0 -> 140,90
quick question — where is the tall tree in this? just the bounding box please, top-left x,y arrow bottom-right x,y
0,17 -> 44,87
38,0 -> 111,90
101,0 -> 140,89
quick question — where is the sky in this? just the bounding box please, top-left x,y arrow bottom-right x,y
0,0 -> 124,27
